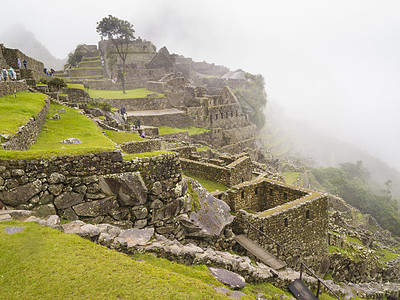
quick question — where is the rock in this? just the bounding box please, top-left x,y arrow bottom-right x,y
23,216 -> 42,223
3,226 -> 25,234
57,108 -> 66,113
33,204 -> 57,217
187,178 -> 234,236
62,207 -> 79,221
99,172 -> 147,206
72,197 -> 117,217
229,291 -> 247,299
1,210 -> 34,220
11,169 -> 25,177
151,181 -> 162,195
60,138 -> 82,144
54,192 -> 84,209
152,198 -> 186,221
0,214 -> 12,221
132,206 -> 148,219
48,184 -> 63,196
0,180 -> 42,206
45,215 -> 61,227
48,173 -> 66,184
134,219 -> 147,229
150,199 -> 163,209
61,220 -> 85,234
208,267 -> 246,290
0,134 -> 10,140
79,224 -> 101,238
117,228 -> 154,247
52,113 -> 61,120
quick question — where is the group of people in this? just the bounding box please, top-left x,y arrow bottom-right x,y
1,67 -> 16,82
44,68 -> 55,76
17,58 -> 27,69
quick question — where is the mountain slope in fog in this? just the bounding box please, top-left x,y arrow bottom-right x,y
262,101 -> 400,196
0,24 -> 66,70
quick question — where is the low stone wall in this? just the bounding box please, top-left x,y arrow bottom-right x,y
189,129 -> 224,148
0,81 -> 28,97
0,151 -> 183,229
219,138 -> 257,154
2,97 -> 49,151
127,112 -> 192,128
69,68 -> 103,77
180,155 -> 252,187
120,139 -> 168,154
66,88 -> 87,102
146,81 -> 165,93
232,191 -> 329,271
160,131 -> 189,142
168,146 -> 195,159
227,178 -> 308,212
98,97 -> 171,111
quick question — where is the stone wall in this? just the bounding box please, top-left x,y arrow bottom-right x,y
120,139 -> 169,154
127,112 -> 192,128
98,97 -> 171,111
65,88 -> 87,102
69,68 -> 103,78
147,81 -> 165,93
0,44 -> 44,75
180,155 -> 252,187
2,97 -> 49,151
0,152 -> 184,229
0,81 -> 28,97
232,191 -> 329,270
227,178 -> 308,212
219,138 -> 257,155
160,131 -> 190,142
81,80 -> 147,91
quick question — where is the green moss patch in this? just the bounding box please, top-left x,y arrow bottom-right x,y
0,91 -> 48,135
0,221 -> 229,299
88,88 -> 165,99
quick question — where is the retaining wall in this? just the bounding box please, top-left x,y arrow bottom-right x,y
2,97 -> 49,151
0,81 -> 28,97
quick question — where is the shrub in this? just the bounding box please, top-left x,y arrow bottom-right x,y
88,101 -> 112,112
48,78 -> 67,89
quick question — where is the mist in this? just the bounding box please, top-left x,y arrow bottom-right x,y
2,0 -> 400,169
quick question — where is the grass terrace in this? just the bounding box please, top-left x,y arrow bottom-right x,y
283,172 -> 300,185
158,126 -> 210,136
0,92 -> 48,135
88,88 -> 164,99
123,151 -> 174,160
66,83 -> 85,90
0,221 -> 232,299
0,102 -> 116,160
104,129 -> 144,144
183,171 -> 228,192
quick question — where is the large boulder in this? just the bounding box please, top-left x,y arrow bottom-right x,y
0,179 -> 42,206
99,172 -> 147,207
54,192 -> 84,209
208,267 -> 246,289
187,178 -> 233,236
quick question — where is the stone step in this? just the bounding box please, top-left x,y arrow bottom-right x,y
234,234 -> 287,270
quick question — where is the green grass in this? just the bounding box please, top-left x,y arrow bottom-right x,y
282,172 -> 300,184
197,146 -> 211,152
346,235 -> 363,245
0,221 -> 230,299
328,245 -> 361,261
182,171 -> 228,192
88,88 -> 165,99
66,83 -> 85,90
104,129 -> 144,144
376,248 -> 399,262
0,91 -> 48,135
73,66 -> 103,70
0,102 -> 116,160
158,126 -> 210,136
36,83 -> 48,87
123,151 -> 174,160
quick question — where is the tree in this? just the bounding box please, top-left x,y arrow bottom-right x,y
96,15 -> 135,94
68,44 -> 87,67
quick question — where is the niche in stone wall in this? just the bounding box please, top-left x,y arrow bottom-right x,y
306,209 -> 310,220
284,217 -> 288,227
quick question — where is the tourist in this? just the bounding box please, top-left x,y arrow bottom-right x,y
140,131 -> 147,139
8,67 -> 15,81
44,68 -> 47,75
2,68 -> 7,81
23,59 -> 27,69
17,58 -> 21,69
137,119 -> 141,129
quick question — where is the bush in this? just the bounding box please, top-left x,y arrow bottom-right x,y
88,101 -> 112,112
48,78 -> 67,89
38,77 -> 47,84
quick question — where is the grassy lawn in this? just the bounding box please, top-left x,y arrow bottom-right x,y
158,126 -> 210,136
0,221 -> 230,299
376,248 -> 399,262
282,172 -> 300,184
182,171 -> 228,192
104,129 -> 144,144
0,92 -> 48,135
67,84 -> 85,90
88,88 -> 165,99
0,102 -> 116,160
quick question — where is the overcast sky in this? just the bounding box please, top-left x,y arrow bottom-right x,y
2,0 -> 400,169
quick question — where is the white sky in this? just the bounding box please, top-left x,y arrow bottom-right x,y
2,0 -> 400,169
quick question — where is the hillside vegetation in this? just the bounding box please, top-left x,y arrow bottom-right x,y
311,161 -> 400,236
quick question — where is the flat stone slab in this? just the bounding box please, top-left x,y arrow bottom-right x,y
208,267 -> 246,290
117,228 -> 154,247
127,108 -> 184,116
3,226 -> 25,234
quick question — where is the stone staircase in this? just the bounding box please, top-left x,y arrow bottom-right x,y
234,234 -> 286,270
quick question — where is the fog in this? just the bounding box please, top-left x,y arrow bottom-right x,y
2,0 -> 400,169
